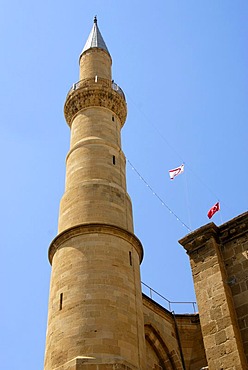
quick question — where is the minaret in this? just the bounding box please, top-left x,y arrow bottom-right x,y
44,18 -> 146,370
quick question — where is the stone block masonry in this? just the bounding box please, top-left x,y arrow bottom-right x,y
179,212 -> 248,369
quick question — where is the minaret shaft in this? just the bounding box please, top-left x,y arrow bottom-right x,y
79,49 -> 112,80
44,20 -> 146,370
58,105 -> 133,233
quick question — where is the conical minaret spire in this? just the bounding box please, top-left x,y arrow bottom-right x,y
44,19 -> 146,370
80,16 -> 109,56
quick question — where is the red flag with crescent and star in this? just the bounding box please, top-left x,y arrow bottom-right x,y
207,202 -> 220,219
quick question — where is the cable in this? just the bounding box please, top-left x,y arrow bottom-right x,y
125,90 -> 236,216
127,159 -> 192,232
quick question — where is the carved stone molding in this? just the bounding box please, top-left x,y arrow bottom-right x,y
179,222 -> 219,255
219,211 -> 248,243
48,223 -> 143,264
64,81 -> 127,127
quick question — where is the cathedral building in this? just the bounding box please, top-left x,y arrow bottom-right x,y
43,18 -> 248,370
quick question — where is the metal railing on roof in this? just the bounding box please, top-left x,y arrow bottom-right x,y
68,77 -> 126,101
141,282 -> 197,314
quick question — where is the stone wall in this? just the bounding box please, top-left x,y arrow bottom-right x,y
142,295 -> 207,369
179,212 -> 248,369
219,212 -> 248,363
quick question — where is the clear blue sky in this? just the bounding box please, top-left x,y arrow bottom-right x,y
1,1 -> 248,369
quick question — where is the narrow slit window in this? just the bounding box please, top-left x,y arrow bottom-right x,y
129,251 -> 132,266
112,115 -> 115,122
113,155 -> 116,165
59,293 -> 63,310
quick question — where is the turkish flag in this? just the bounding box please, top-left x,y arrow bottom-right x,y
207,202 -> 220,219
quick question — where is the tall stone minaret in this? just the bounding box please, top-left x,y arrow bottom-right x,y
44,18 -> 146,370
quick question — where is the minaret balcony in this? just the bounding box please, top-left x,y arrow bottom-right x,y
69,77 -> 126,101
64,77 -> 127,127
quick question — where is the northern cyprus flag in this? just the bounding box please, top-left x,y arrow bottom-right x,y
169,164 -> 184,180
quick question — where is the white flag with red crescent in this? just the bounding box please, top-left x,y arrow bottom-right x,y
169,164 -> 184,180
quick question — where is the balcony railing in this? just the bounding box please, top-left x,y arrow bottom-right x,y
68,77 -> 126,101
142,282 -> 197,314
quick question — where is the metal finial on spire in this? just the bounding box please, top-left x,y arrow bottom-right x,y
94,16 -> 97,24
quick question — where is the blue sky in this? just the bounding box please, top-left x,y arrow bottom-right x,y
1,1 -> 248,369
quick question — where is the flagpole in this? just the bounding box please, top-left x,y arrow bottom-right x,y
218,200 -> 223,224
183,163 -> 192,230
